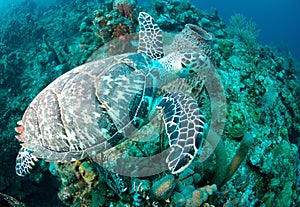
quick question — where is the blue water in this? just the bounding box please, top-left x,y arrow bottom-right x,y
138,0 -> 300,59
1,0 -> 299,58
0,0 -> 55,9
191,0 -> 300,59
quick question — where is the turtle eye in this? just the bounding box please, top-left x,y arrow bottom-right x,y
181,62 -> 187,68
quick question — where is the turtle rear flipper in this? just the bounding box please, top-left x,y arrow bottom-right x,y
15,148 -> 37,176
158,92 -> 206,174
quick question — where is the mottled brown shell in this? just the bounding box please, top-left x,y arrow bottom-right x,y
18,53 -> 153,162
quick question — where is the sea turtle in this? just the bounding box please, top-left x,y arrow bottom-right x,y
14,12 -> 210,176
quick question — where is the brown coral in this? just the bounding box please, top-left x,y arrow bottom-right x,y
185,184 -> 217,207
151,174 -> 176,200
78,161 -> 99,188
113,0 -> 137,18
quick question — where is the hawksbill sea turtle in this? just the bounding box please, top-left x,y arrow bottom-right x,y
14,12 -> 211,176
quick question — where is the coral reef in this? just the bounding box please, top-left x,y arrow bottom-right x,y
113,0 -> 137,18
54,160 -> 102,206
185,184 -> 217,207
78,0 -> 138,63
0,0 -> 299,206
151,175 -> 176,200
226,13 -> 260,53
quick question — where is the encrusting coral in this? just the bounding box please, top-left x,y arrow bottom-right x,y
186,184 -> 217,207
113,0 -> 137,18
151,175 -> 176,200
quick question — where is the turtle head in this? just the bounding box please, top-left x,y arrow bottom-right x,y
159,50 -> 210,78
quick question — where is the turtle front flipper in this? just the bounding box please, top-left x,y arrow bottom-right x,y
138,12 -> 164,60
157,92 -> 206,174
15,148 -> 37,176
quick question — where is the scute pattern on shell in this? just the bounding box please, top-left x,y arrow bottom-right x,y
96,53 -> 160,136
20,55 -> 138,162
16,11 -> 209,177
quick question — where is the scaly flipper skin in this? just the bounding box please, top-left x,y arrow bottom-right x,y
15,148 -> 37,176
157,92 -> 206,174
138,12 -> 164,60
